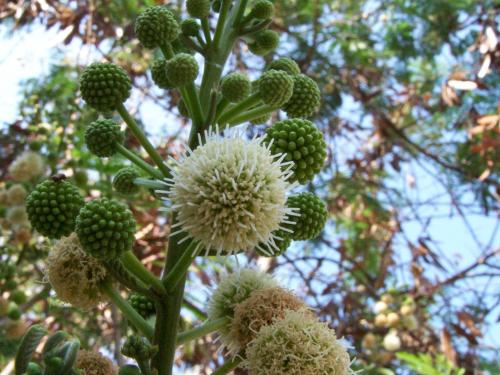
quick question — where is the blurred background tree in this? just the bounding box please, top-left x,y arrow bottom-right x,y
0,0 -> 498,374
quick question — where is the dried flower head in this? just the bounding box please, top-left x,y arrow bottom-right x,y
76,350 -> 117,375
46,233 -> 108,309
6,184 -> 27,206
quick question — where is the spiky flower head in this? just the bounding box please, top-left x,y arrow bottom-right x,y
26,177 -> 84,239
208,269 -> 278,349
283,74 -> 321,118
249,0 -> 275,19
76,350 -> 117,375
135,6 -> 179,48
221,72 -> 251,103
6,184 -> 27,206
186,0 -> 210,19
75,198 -> 136,260
6,206 -> 28,226
80,63 -> 132,112
8,151 -> 45,182
167,130 -> 296,255
151,60 -> 173,89
257,69 -> 294,108
263,118 -> 326,184
85,119 -> 124,157
128,292 -> 156,319
287,192 -> 327,240
230,287 -> 307,352
267,57 -> 301,76
181,18 -> 201,36
46,233 -> 108,309
246,310 -> 352,375
249,30 -> 280,56
113,167 -> 140,195
256,229 -> 292,257
165,53 -> 199,87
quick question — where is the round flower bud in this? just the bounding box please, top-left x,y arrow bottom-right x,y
122,336 -> 156,360
165,53 -> 199,87
258,70 -> 294,108
381,293 -> 394,304
246,310 -> 351,375
26,178 -> 84,239
85,119 -> 124,157
386,312 -> 400,327
267,57 -> 301,76
186,0 -> 210,19
362,332 -> 377,350
250,0 -> 274,19
113,167 -> 140,195
47,233 -> 108,309
249,30 -> 279,56
230,287 -> 307,352
80,63 -> 132,112
250,113 -> 271,125
286,193 -> 327,241
8,151 -> 45,182
383,331 -> 401,352
75,198 -> 136,260
221,72 -> 251,103
135,6 -> 179,48
9,290 -> 27,305
374,313 -> 388,327
373,300 -> 388,314
400,304 -> 415,316
6,184 -> 27,206
168,131 -> 294,254
208,269 -> 278,349
76,350 -> 118,375
119,365 -> 141,375
26,363 -> 42,375
6,206 -> 28,226
263,118 -> 326,183
7,305 -> 21,320
151,60 -> 173,89
181,18 -> 201,36
283,74 -> 321,118
128,293 -> 155,319
256,229 -> 292,257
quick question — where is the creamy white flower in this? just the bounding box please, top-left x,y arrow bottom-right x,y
163,129 -> 297,255
383,331 -> 401,351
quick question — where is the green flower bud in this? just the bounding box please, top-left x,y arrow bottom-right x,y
249,30 -> 279,56
80,63 -> 131,112
121,336 -> 156,360
267,57 -> 301,76
26,362 -> 43,375
287,192 -> 327,240
165,53 -> 199,87
9,290 -> 27,305
7,304 -> 21,320
283,74 -> 321,118
119,365 -> 141,375
212,0 -> 222,12
263,118 -> 326,184
135,6 -> 179,48
221,72 -> 251,103
75,198 -> 136,260
258,70 -> 294,108
249,0 -> 274,19
181,18 -> 201,36
151,59 -> 173,89
26,177 -> 84,239
186,0 -> 210,19
113,167 -> 140,195
128,292 -> 155,319
85,119 -> 124,157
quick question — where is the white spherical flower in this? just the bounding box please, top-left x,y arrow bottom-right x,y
373,300 -> 388,314
383,331 -> 401,352
8,151 -> 45,182
166,130 -> 297,255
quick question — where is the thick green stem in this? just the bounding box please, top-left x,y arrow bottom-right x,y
101,282 -> 154,340
137,359 -> 152,375
213,357 -> 243,375
176,318 -> 229,347
217,93 -> 261,125
201,18 -> 212,45
121,251 -> 167,296
117,103 -> 171,178
184,83 -> 204,127
233,0 -> 249,27
179,34 -> 205,55
213,0 -> 232,48
163,241 -> 199,292
228,104 -> 274,126
115,143 -> 163,179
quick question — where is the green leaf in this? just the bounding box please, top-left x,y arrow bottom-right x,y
15,324 -> 47,375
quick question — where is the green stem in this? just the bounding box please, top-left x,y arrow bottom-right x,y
121,251 -> 167,296
217,93 -> 261,125
176,318 -> 229,347
184,83 -> 204,127
228,104 -> 274,126
213,357 -> 243,375
240,18 -> 272,35
100,282 -> 154,340
163,241 -> 199,292
137,359 -> 152,375
206,89 -> 219,127
213,0 -> 232,49
160,43 -> 175,59
179,34 -> 205,55
201,18 -> 212,45
116,103 -> 170,178
233,0 -> 249,27
116,143 -> 163,179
